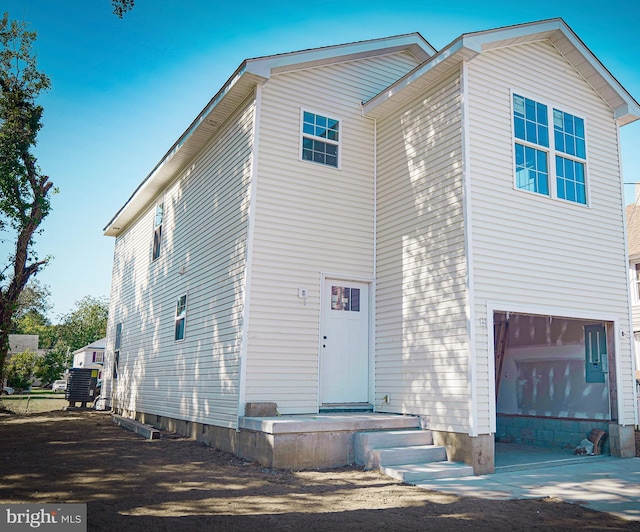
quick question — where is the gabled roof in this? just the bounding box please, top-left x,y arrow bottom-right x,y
72,337 -> 107,355
363,18 -> 640,126
104,34 -> 435,237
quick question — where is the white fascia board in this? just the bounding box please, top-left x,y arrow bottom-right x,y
364,18 -> 640,124
363,37 -> 471,117
104,64 -> 265,237
464,18 -> 640,125
245,33 -> 435,78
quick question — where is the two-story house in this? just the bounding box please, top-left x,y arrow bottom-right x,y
103,18 -> 639,474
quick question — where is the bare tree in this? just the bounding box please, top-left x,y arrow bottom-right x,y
0,12 -> 52,384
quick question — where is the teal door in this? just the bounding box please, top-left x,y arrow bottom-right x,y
584,324 -> 607,383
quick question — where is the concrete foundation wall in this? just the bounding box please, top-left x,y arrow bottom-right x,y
117,409 -> 370,469
431,431 -> 494,474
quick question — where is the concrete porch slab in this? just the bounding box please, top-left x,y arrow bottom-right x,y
238,413 -> 421,434
236,413 -> 422,469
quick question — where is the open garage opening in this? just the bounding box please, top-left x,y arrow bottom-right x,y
494,311 -> 615,455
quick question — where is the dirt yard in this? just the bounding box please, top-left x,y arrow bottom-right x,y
0,409 -> 638,531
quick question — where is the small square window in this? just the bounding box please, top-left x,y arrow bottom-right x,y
301,111 -> 340,168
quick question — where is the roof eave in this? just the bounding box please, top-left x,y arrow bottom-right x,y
104,33 -> 437,238
103,66 -> 267,237
363,18 -> 640,125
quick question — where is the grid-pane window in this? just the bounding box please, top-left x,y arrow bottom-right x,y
553,109 -> 587,205
513,95 -> 549,147
301,111 -> 339,167
175,295 -> 187,341
555,156 -> 586,204
513,94 -> 587,205
515,144 -> 548,195
513,95 -> 550,197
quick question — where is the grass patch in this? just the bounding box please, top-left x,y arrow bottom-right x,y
0,395 -> 68,415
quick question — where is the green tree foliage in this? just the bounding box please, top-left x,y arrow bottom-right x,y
10,279 -> 53,344
34,348 -> 66,386
0,13 -> 53,385
5,348 -> 37,390
57,296 -> 108,353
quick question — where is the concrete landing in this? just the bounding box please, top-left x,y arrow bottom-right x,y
237,413 -> 421,470
238,412 -> 421,433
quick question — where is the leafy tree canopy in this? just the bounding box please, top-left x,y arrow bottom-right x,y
57,296 -> 108,353
5,348 -> 37,390
0,12 -> 53,383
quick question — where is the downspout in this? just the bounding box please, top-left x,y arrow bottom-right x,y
372,117 -> 378,411
237,83 -> 263,428
362,105 -> 377,412
460,61 -> 480,437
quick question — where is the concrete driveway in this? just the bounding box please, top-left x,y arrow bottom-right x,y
413,455 -> 640,521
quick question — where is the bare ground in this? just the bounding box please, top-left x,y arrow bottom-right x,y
0,409 -> 638,531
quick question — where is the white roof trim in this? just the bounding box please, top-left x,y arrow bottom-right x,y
245,33 -> 436,78
364,18 -> 640,125
104,34 -> 436,237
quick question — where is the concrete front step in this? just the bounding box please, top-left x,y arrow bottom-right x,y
372,444 -> 447,467
355,429 -> 434,467
381,461 -> 475,483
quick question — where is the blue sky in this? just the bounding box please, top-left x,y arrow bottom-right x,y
3,0 -> 640,320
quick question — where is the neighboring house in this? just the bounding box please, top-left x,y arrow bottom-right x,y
7,334 -> 45,387
103,18 -> 640,473
625,193 -> 640,418
72,338 -> 106,385
8,334 -> 39,355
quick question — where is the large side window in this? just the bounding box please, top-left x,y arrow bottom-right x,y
513,94 -> 587,205
152,200 -> 164,261
301,110 -> 340,168
175,295 -> 187,341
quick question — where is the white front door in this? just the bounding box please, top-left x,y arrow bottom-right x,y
320,280 -> 370,405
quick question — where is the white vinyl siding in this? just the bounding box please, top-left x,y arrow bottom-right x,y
466,40 -> 636,427
245,51 -> 422,413
375,68 -> 469,433
104,98 -> 256,429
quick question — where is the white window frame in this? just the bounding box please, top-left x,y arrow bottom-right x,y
511,91 -> 589,206
151,199 -> 164,261
300,109 -> 341,169
632,263 -> 640,304
174,294 -> 187,342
